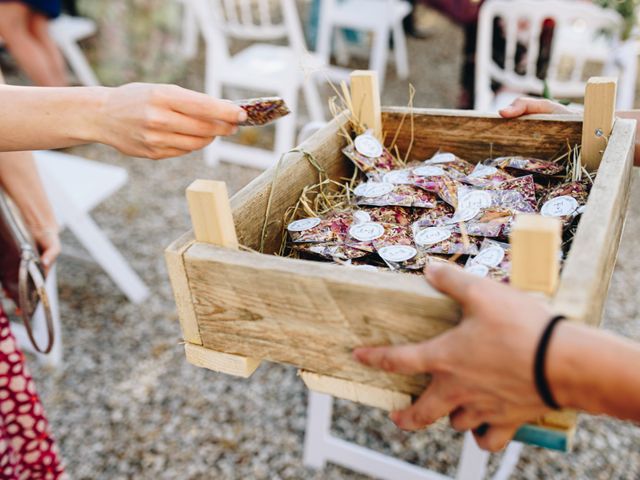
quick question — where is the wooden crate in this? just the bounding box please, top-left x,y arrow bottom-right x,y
166,106 -> 636,451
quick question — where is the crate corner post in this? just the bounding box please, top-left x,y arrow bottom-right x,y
510,213 -> 576,451
349,70 -> 382,140
581,76 -> 617,171
179,179 -> 262,378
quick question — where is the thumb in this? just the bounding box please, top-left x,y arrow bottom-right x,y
499,101 -> 527,119
424,262 -> 482,307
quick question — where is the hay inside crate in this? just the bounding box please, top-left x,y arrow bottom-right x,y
166,108 -> 636,450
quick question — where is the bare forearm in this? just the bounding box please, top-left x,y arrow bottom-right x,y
0,152 -> 57,231
550,322 -> 640,421
0,85 -> 107,151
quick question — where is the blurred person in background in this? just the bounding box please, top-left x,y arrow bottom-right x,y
0,0 -> 68,86
0,70 -> 247,479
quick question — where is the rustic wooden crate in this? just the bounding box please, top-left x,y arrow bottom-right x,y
166,107 -> 636,451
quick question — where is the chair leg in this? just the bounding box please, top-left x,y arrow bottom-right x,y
302,77 -> 325,123
392,20 -> 409,80
456,431 -> 490,480
56,39 -> 100,86
303,391 -> 333,470
64,212 -> 149,304
181,1 -> 199,59
370,27 -> 390,90
492,442 -> 524,480
274,88 -> 298,159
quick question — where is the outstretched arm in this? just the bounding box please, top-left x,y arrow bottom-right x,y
354,263 -> 640,452
0,83 -> 247,159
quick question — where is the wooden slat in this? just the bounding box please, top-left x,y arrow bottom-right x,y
382,109 -> 583,162
300,371 -> 412,411
185,343 -> 260,378
187,180 -> 238,248
554,118 -> 636,326
184,245 -> 459,396
581,77 -> 617,171
165,231 -> 201,345
511,214 -> 562,295
350,70 -> 382,139
230,111 -> 351,254
185,179 -> 261,376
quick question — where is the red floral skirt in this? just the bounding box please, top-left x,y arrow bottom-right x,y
0,306 -> 65,479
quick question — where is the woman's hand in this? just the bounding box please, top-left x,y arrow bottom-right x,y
499,97 -> 574,118
29,225 -> 60,273
93,83 -> 247,160
354,263 -> 553,452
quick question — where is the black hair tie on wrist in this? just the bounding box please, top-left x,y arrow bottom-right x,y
534,315 -> 566,410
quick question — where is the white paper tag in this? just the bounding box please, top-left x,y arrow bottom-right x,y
541,195 -> 579,217
415,227 -> 452,247
473,245 -> 505,268
459,190 -> 493,211
449,206 -> 480,223
287,217 -> 321,232
383,169 -> 412,185
354,133 -> 383,158
349,222 -> 385,242
378,245 -> 417,263
468,164 -> 498,178
427,152 -> 456,164
352,211 -> 372,224
412,165 -> 446,177
353,182 -> 395,198
465,263 -> 489,277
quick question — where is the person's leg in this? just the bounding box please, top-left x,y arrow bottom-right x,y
0,2 -> 63,85
28,10 -> 68,85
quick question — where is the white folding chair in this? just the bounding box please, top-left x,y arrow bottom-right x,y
316,0 -> 411,89
183,0 -> 325,170
34,151 -> 149,305
49,14 -> 100,86
304,391 -> 525,480
474,0 -> 635,112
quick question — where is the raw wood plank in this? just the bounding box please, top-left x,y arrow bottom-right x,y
510,214 -> 562,295
382,108 -> 583,162
187,180 -> 238,248
300,371 -> 412,411
350,70 -> 382,139
553,118 -> 636,326
230,111 -> 352,254
185,179 -> 261,376
581,77 -> 617,171
164,231 -> 201,345
184,245 -> 459,396
185,343 -> 260,378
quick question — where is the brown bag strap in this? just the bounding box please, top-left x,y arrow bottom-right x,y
18,250 -> 55,354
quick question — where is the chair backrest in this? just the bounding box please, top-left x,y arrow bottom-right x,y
194,0 -> 309,64
474,0 -> 623,110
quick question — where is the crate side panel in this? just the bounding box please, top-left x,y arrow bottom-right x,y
382,109 -> 583,162
553,118 -> 636,325
184,245 -> 460,396
230,112 -> 352,254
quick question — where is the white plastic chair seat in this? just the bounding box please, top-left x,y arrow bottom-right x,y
222,44 -> 323,89
49,14 -> 97,42
34,151 -> 127,219
330,0 -> 411,29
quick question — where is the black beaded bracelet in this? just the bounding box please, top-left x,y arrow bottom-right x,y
534,315 -> 566,410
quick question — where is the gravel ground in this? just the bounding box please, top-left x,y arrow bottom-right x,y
3,6 -> 640,479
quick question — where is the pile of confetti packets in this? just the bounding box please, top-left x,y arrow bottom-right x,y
285,131 -> 590,281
